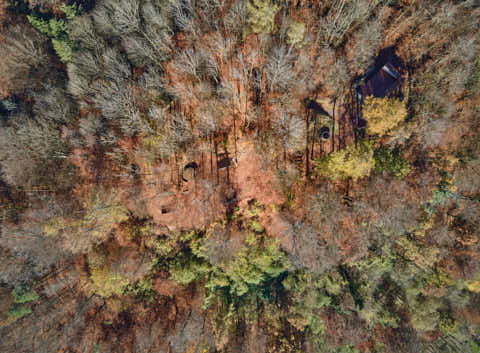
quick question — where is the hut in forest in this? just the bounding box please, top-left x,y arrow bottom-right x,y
355,61 -> 402,101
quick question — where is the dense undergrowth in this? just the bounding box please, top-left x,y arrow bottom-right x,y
0,0 -> 479,352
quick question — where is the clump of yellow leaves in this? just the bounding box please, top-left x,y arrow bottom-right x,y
316,140 -> 375,181
246,0 -> 279,34
363,96 -> 407,136
287,22 -> 306,47
90,267 -> 130,298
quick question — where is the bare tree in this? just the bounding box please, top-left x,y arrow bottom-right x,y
174,48 -> 204,80
142,0 -> 171,35
67,65 -> 91,102
69,16 -> 105,52
42,188 -> 129,254
137,0 -> 173,64
168,0 -> 197,35
173,48 -> 218,82
94,0 -> 141,36
288,220 -> 337,274
70,50 -> 102,83
2,25 -> 48,72
211,32 -> 233,62
273,110 -> 305,153
32,86 -> 76,126
224,0 -> 247,39
319,0 -> 380,47
0,114 -> 70,188
265,46 -> 296,92
197,0 -> 222,30
0,25 -> 49,96
102,47 -> 132,83
140,67 -> 165,90
326,58 -> 349,98
170,112 -> 194,150
349,21 -> 384,74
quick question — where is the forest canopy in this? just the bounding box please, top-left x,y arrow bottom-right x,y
0,0 -> 479,352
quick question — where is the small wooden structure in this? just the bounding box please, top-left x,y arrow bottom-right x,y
355,62 -> 402,101
351,60 -> 403,140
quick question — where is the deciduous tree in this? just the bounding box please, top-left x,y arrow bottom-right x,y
362,97 -> 407,137
316,140 -> 375,181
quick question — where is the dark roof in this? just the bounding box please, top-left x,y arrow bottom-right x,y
356,62 -> 401,99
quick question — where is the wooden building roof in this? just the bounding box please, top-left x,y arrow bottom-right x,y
356,62 -> 402,100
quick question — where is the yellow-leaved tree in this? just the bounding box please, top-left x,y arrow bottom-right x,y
246,0 -> 279,34
362,97 -> 407,136
287,22 -> 306,47
316,140 -> 375,181
90,267 -> 130,298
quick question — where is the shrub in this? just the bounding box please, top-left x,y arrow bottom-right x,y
12,284 -> 39,304
145,234 -> 179,257
438,313 -> 457,335
316,140 -> 375,181
7,284 -> 38,320
422,180 -> 455,216
8,304 -> 33,319
127,278 -> 155,298
246,199 -> 263,217
362,97 -> 407,137
374,146 -> 411,178
471,340 -> 480,353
